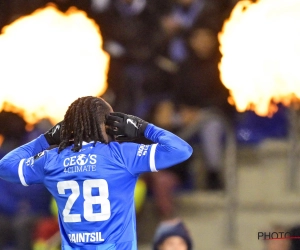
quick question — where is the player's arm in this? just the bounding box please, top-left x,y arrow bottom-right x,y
0,122 -> 62,183
143,123 -> 193,170
106,112 -> 193,172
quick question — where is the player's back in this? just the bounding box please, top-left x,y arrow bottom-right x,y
43,141 -> 138,250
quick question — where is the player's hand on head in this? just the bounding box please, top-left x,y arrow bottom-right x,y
44,121 -> 64,145
105,112 -> 148,141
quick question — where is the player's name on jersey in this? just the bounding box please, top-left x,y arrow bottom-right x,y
64,165 -> 97,174
68,232 -> 104,243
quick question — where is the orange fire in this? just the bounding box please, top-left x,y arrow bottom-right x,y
0,4 -> 109,125
219,0 -> 300,116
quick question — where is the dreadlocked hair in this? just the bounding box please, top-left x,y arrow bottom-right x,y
58,96 -> 111,153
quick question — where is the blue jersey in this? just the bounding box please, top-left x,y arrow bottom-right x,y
0,124 -> 192,250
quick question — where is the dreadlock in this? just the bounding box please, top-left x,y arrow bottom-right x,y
58,96 -> 111,153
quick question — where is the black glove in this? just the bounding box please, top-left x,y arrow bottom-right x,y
105,112 -> 148,141
44,121 -> 64,145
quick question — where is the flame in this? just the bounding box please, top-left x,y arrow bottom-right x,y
0,4 -> 109,124
219,0 -> 300,116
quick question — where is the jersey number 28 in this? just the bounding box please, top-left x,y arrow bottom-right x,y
57,179 -> 111,222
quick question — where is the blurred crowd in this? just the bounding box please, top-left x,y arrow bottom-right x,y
0,112 -> 58,250
0,0 -> 291,249
92,0 -> 238,222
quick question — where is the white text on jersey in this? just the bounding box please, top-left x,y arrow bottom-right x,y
137,144 -> 149,157
63,154 -> 97,167
64,165 -> 96,174
68,232 -> 104,243
63,154 -> 97,174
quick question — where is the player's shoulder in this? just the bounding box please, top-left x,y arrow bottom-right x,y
108,141 -> 138,150
107,141 -> 140,159
107,141 -> 124,154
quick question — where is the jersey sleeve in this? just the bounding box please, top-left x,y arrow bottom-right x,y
144,124 -> 193,171
0,135 -> 50,185
111,124 -> 193,175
